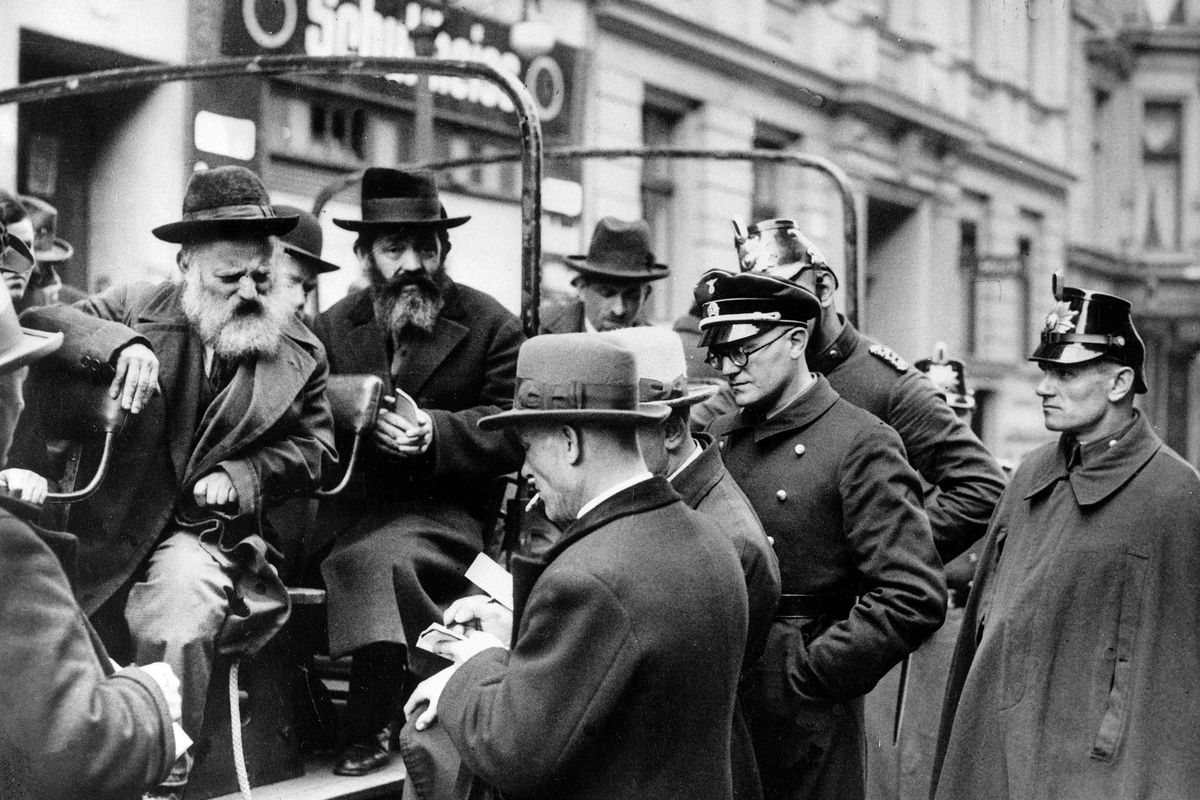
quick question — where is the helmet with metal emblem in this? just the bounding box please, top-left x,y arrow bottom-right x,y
1029,272 -> 1147,394
915,342 -> 975,411
732,218 -> 835,286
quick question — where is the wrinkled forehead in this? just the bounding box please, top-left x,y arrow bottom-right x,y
188,235 -> 275,266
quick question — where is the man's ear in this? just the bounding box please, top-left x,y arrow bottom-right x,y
662,413 -> 688,453
1108,365 -> 1136,403
788,325 -> 809,360
176,250 -> 188,272
561,424 -> 584,466
813,270 -> 836,309
638,283 -> 653,301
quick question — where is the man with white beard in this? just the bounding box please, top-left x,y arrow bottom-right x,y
312,168 -> 524,777
18,165 -> 336,800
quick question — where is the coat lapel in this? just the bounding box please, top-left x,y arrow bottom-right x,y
397,316 -> 469,395
185,332 -> 317,484
344,293 -> 391,379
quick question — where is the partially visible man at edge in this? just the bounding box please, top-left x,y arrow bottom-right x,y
0,219 -> 183,800
931,276 -> 1200,800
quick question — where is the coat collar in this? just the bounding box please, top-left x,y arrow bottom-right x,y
809,315 -> 857,375
509,476 -> 680,634
670,431 -> 723,510
1022,411 -> 1161,506
709,374 -> 840,444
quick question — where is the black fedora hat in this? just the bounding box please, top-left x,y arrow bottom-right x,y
333,168 -> 470,232
274,205 -> 340,274
20,195 -> 73,264
152,166 -> 299,243
565,218 -> 669,283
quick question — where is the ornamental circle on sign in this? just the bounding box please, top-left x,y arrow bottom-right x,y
243,0 -> 299,50
524,55 -> 564,123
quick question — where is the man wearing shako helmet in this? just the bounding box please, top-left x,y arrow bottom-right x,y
696,268 -> 946,800
932,275 -> 1200,800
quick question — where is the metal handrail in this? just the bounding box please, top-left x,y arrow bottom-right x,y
311,146 -> 862,325
0,54 -> 546,338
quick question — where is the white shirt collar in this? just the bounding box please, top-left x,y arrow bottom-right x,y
666,437 -> 704,482
583,313 -> 599,334
576,472 -> 654,519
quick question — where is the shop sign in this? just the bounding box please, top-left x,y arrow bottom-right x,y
224,0 -> 577,137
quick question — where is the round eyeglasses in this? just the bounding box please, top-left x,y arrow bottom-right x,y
705,328 -> 793,369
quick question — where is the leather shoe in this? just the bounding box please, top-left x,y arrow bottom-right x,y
333,726 -> 393,777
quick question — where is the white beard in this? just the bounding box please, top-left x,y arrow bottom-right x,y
180,270 -> 290,359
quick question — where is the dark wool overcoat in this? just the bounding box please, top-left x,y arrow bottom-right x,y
20,282 -> 336,653
312,282 -> 524,664
440,477 -> 749,800
0,495 -> 175,800
932,412 -> 1200,800
710,375 -> 946,800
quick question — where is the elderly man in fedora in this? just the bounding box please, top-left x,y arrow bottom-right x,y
19,165 -> 336,799
0,227 -> 185,800
312,167 -> 524,776
540,217 -> 669,334
273,204 -> 339,322
404,332 -> 749,800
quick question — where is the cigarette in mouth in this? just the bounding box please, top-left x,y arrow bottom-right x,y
525,492 -> 542,513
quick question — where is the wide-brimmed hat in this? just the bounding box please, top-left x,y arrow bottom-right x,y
152,166 -> 299,243
274,205 -> 340,274
599,327 -> 718,409
1029,272 -> 1147,394
694,269 -> 820,348
915,342 -> 975,411
333,168 -> 470,232
479,333 -> 671,430
0,230 -> 61,374
565,218 -> 669,283
19,195 -> 73,264
734,217 -> 834,285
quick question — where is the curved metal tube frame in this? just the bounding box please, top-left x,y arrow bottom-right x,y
313,146 -> 861,325
45,431 -> 118,503
0,55 -> 545,337
315,432 -> 364,498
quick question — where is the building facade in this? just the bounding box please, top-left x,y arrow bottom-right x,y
2,0 -> 1198,462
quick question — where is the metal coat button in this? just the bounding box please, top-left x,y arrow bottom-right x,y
767,536 -> 775,546
794,444 -> 806,456
776,489 -> 787,502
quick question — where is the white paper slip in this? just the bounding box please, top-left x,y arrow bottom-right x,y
173,722 -> 193,756
415,622 -> 467,656
391,387 -> 420,426
465,553 -> 514,610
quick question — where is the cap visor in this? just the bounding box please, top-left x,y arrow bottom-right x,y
698,322 -> 770,348
1028,343 -> 1107,365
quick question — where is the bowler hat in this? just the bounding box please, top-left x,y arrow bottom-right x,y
915,342 -> 975,411
565,218 -> 669,283
479,334 -> 671,430
19,195 -> 73,264
734,218 -> 834,285
1029,272 -> 1147,394
152,166 -> 299,243
333,168 -> 469,231
274,205 -> 340,274
600,328 -> 718,409
0,234 -> 61,375
694,269 -> 820,348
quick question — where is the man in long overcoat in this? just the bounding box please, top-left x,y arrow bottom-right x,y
696,270 -> 946,800
405,333 -> 750,800
312,168 -> 524,776
18,166 -> 335,797
931,277 -> 1200,800
0,227 -> 181,800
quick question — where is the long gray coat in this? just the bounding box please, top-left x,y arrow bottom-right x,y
932,411 -> 1200,799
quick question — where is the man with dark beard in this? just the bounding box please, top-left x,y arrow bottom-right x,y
312,168 -> 524,777
17,165 -> 336,800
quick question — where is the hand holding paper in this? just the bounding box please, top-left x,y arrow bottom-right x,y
444,595 -> 513,646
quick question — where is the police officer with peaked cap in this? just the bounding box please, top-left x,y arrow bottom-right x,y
733,218 -> 1006,563
697,268 -> 946,800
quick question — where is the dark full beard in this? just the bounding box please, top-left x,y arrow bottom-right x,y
369,261 -> 449,335
180,271 -> 290,359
